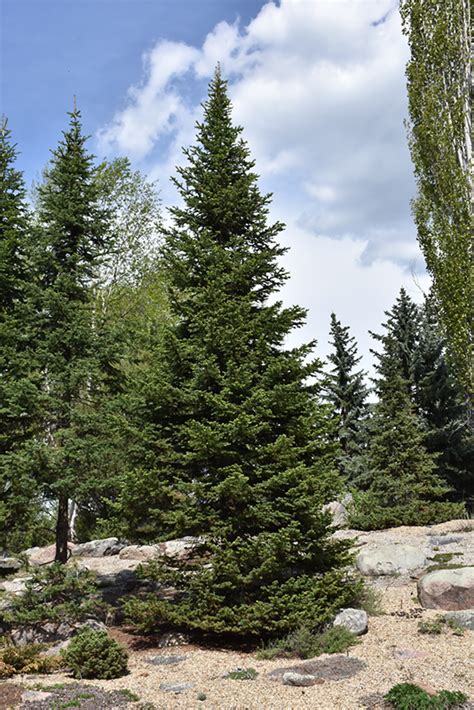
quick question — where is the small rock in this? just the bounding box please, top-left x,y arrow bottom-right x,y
21,690 -> 53,703
0,557 -> 21,575
443,609 -> 474,630
333,608 -> 368,635
357,544 -> 427,576
429,535 -> 464,546
146,655 -> 187,666
418,567 -> 474,610
157,631 -> 190,647
160,682 -> 195,693
392,648 -> 428,659
282,672 -> 322,687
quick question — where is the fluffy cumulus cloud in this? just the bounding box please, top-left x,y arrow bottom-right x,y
97,0 -> 428,372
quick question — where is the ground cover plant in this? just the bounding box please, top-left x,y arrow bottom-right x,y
384,682 -> 467,709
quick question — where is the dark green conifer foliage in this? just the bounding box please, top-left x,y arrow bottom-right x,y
324,313 -> 368,483
32,107 -> 109,562
0,120 -> 43,551
351,292 -> 464,529
123,69 -> 357,637
414,297 -> 473,503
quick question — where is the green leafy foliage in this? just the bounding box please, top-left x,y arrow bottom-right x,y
384,682 -> 467,709
400,0 -> 473,395
418,615 -> 464,636
256,624 -> 358,660
1,563 -> 108,627
62,627 -> 128,680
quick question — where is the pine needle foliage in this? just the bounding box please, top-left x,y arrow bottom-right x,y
122,68 -> 358,637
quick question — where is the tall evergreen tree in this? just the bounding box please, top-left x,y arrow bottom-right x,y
414,296 -> 474,503
0,120 -> 43,551
324,313 -> 368,483
31,107 -> 109,562
351,292 -> 464,529
123,68 -> 358,637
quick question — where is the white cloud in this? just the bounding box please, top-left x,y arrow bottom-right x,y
96,0 -> 425,375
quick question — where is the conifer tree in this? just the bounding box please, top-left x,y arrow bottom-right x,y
414,297 -> 473,503
0,120 -> 43,550
351,293 -> 464,529
123,69 -> 357,637
31,107 -> 109,562
324,313 -> 368,483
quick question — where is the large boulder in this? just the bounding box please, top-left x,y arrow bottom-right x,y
0,576 -> 31,595
71,538 -> 127,558
24,543 -> 76,565
323,493 -> 352,529
333,608 -> 368,635
418,567 -> 474,611
155,536 -> 201,559
356,544 -> 427,576
9,618 -> 106,646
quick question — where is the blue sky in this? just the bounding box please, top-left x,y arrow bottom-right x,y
1,0 -> 429,370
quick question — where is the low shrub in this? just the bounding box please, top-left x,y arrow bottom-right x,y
418,615 -> 464,637
348,496 -> 464,531
384,682 -> 467,709
226,668 -> 258,680
1,563 -> 109,629
61,627 -> 128,680
0,643 -> 63,676
257,624 -> 358,660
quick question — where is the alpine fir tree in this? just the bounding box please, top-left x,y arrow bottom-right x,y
0,120 -> 44,551
324,313 -> 368,484
351,293 -> 464,529
123,68 -> 358,638
31,106 -> 109,562
414,296 -> 473,503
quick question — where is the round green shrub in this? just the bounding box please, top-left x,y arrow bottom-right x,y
62,628 -> 128,680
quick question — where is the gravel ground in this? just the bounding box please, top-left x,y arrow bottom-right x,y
6,581 -> 472,710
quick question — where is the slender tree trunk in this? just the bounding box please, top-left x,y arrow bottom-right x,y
55,493 -> 69,563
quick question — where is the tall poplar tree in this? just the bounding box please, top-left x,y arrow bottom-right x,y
32,107 -> 109,562
123,69 -> 357,637
400,0 -> 473,398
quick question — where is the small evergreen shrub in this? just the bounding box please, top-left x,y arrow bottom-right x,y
1,563 -> 108,628
61,628 -> 128,680
0,643 -> 63,676
257,625 -> 358,660
226,668 -> 258,680
348,495 -> 464,531
384,683 -> 467,709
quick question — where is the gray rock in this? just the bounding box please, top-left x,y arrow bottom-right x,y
418,567 -> 474,610
333,608 -> 368,635
118,544 -> 160,560
146,654 -> 187,666
10,618 -> 107,646
160,682 -> 195,693
429,535 -> 464,546
0,576 -> 30,594
282,672 -> 320,687
71,537 -> 127,557
22,690 -> 53,703
156,631 -> 190,647
356,544 -> 427,576
0,557 -> 21,575
443,609 -> 474,630
323,501 -> 348,528
155,536 -> 201,560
